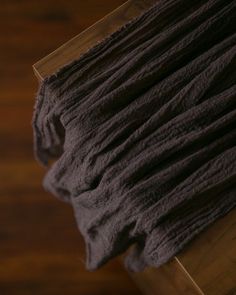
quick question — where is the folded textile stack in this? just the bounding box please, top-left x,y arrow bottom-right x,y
33,0 -> 236,271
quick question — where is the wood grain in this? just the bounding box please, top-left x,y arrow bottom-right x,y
0,1 -> 143,295
130,258 -> 204,295
32,1 -> 236,295
179,209 -> 236,295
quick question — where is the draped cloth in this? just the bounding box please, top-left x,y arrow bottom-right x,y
33,0 -> 236,271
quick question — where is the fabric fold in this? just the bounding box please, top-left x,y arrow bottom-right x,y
33,0 -> 236,271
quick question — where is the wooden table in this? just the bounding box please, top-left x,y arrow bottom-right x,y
33,1 -> 236,294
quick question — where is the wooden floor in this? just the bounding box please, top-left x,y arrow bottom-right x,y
0,1 -> 142,294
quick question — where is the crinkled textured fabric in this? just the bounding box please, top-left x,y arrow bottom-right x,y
33,0 -> 236,272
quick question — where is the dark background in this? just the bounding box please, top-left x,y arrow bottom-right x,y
0,1 -> 142,294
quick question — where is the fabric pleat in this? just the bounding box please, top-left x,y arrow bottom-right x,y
33,0 -> 236,271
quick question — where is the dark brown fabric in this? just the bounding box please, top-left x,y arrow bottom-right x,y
33,0 -> 236,271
